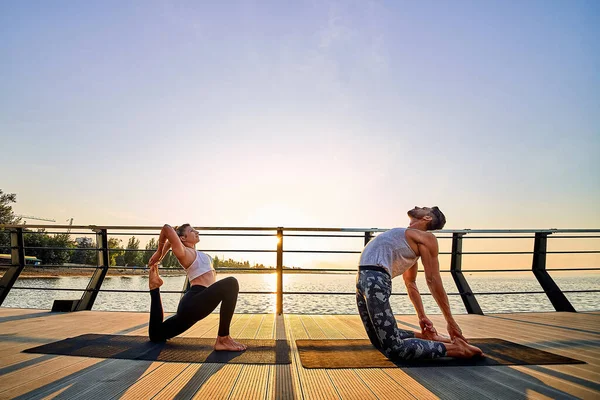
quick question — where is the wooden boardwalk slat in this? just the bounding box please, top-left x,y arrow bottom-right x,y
287,314 -> 340,400
228,364 -> 271,400
422,313 -> 600,399
1,309 -> 599,399
191,364 -> 243,399
117,362 -> 192,400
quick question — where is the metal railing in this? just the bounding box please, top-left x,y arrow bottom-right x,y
0,225 -> 598,314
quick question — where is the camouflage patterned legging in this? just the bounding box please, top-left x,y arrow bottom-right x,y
356,269 -> 447,360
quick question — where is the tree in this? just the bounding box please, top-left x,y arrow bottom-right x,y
142,238 -> 158,265
161,250 -> 179,268
23,230 -> 73,265
108,238 -> 124,267
0,190 -> 21,252
70,237 -> 97,265
0,190 -> 21,225
124,236 -> 141,266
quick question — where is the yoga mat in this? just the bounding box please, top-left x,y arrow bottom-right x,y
24,334 -> 291,364
296,338 -> 585,369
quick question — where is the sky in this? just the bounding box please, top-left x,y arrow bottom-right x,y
1,1 -> 599,269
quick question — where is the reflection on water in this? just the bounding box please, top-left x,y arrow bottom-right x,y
2,273 -> 598,314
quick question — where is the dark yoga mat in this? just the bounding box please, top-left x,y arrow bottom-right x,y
23,334 -> 290,364
296,338 -> 585,369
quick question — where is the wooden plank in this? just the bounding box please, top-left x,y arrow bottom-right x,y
354,368 -> 416,400
238,313 -> 262,338
299,315 -> 326,339
0,358 -> 102,399
423,314 -> 600,399
57,360 -> 164,400
313,315 -> 346,339
511,365 -> 600,399
287,314 -> 339,400
326,369 -> 378,400
228,365 -> 271,399
383,369 -> 439,400
117,362 -> 192,400
269,315 -> 300,400
191,364 -> 243,399
256,313 -> 275,340
152,363 -> 210,400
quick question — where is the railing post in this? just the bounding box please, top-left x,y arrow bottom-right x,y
0,228 -> 25,306
364,231 -> 373,246
276,228 -> 283,315
450,232 -> 483,315
532,232 -> 576,312
76,228 -> 110,311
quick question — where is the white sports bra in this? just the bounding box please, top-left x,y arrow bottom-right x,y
185,251 -> 214,280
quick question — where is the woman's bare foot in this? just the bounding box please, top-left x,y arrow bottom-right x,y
149,265 -> 163,290
445,337 -> 484,358
214,335 -> 247,351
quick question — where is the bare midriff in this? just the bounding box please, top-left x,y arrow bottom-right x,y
189,270 -> 216,287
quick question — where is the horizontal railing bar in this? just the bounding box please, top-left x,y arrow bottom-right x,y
460,251 -> 600,255
550,236 -> 600,239
547,251 -> 600,254
93,289 -> 277,294
21,232 -> 97,236
6,266 -> 597,273
473,290 -> 600,295
458,236 -> 535,239
24,264 -> 100,269
284,250 -> 363,254
21,232 -> 277,237
283,234 -> 365,238
10,265 -> 278,272
8,286 -> 86,291
107,233 -> 278,237
16,247 -> 277,253
6,286 -> 599,296
25,246 -> 600,255
4,286 -> 277,294
20,232 -> 579,239
20,247 -> 99,251
2,225 -> 600,234
1,225 -> 281,231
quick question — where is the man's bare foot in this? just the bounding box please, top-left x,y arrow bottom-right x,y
445,337 -> 484,358
421,329 -> 452,343
149,265 -> 163,290
214,335 -> 247,351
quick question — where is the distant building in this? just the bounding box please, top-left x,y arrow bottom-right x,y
75,237 -> 93,245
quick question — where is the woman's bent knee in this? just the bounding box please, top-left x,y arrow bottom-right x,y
221,276 -> 239,291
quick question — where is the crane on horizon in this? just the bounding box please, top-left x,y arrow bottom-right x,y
15,215 -> 56,224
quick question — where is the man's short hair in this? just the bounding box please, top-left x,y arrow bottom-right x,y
427,207 -> 446,230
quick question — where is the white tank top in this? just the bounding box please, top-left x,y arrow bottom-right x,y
359,228 -> 419,278
184,251 -> 214,280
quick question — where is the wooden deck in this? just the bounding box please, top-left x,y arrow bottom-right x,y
0,309 -> 598,399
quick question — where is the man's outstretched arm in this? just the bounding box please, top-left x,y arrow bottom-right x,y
403,263 -> 433,330
419,234 -> 467,342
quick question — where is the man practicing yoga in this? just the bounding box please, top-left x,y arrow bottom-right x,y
356,206 -> 483,360
147,224 -> 246,351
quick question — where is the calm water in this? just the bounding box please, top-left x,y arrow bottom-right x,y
2,272 -> 598,314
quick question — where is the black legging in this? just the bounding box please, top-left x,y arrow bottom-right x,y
149,276 -> 239,342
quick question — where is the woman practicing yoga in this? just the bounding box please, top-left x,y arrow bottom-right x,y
147,224 -> 246,351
